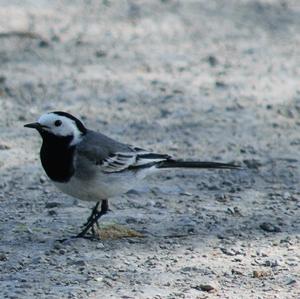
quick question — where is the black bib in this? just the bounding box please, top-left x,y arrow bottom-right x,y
40,131 -> 75,182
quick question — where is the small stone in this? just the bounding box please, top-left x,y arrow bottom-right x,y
263,259 -> 283,267
253,270 -> 271,278
45,202 -> 61,208
226,207 -> 242,216
243,159 -> 262,169
215,81 -> 227,88
51,35 -> 60,42
53,242 -> 62,250
126,217 -> 138,224
32,256 -> 45,264
18,114 -> 26,121
291,195 -> 300,202
126,189 -> 141,196
40,176 -> 47,183
0,144 -> 10,150
260,222 -> 281,233
215,194 -> 228,202
103,279 -> 113,287
220,247 -> 236,256
160,109 -> 171,118
39,40 -> 49,48
73,260 -> 86,267
180,191 -> 193,196
96,243 -> 105,249
95,50 -> 107,57
231,268 -> 244,276
181,266 -> 198,272
0,76 -> 6,84
286,279 -> 297,285
193,282 -> 218,292
207,55 -> 218,67
280,236 -> 292,244
256,250 -> 268,257
0,253 -> 7,261
48,210 -> 57,216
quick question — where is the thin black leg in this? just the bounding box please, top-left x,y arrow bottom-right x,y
76,200 -> 109,238
82,202 -> 100,228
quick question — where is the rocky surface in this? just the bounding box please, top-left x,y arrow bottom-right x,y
0,0 -> 300,298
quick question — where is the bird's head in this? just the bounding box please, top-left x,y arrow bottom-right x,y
24,111 -> 87,145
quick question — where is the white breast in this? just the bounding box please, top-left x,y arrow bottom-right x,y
53,169 -> 148,202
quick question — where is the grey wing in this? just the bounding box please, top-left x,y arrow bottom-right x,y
100,146 -> 172,173
77,130 -> 172,173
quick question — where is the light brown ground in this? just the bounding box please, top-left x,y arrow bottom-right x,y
1,1 -> 300,298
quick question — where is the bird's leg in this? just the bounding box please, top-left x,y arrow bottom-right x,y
82,201 -> 100,228
92,200 -> 110,230
92,199 -> 109,234
76,200 -> 109,238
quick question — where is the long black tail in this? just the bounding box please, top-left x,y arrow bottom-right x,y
156,160 -> 240,170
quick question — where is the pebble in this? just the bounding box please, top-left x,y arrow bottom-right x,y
180,266 -> 199,272
256,250 -> 268,257
73,260 -> 87,267
193,282 -> 218,292
0,143 -> 10,150
243,159 -> 262,169
0,75 -> 6,83
215,194 -> 230,202
286,279 -> 297,285
231,268 -> 244,276
126,217 -> 138,224
260,222 -> 281,233
96,243 -> 105,249
226,207 -> 242,216
48,210 -> 57,216
39,176 -> 47,183
45,202 -> 61,209
95,50 -> 107,58
253,270 -> 272,278
31,256 -> 45,264
220,247 -> 237,256
215,81 -> 227,88
207,55 -> 218,67
0,253 -> 8,261
263,259 -> 283,268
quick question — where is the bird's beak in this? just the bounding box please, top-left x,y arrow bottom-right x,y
24,122 -> 42,129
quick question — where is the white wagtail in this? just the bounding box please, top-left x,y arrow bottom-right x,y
24,111 -> 239,238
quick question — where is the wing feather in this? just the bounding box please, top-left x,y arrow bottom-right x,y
101,146 -> 172,173
76,130 -> 172,173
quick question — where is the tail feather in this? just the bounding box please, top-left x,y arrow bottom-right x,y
156,160 -> 240,170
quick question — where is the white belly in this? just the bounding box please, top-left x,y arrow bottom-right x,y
53,170 -> 144,202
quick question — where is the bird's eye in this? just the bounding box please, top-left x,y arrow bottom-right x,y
54,120 -> 62,127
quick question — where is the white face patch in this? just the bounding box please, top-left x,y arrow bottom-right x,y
38,113 -> 84,145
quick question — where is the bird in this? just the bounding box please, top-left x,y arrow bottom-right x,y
24,111 -> 240,238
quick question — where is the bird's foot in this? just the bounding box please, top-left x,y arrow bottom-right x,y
57,234 -> 98,243
75,218 -> 102,239
58,200 -> 108,242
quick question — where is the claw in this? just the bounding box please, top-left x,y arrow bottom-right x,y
76,200 -> 109,238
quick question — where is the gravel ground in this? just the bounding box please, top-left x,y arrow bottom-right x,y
1,1 -> 300,298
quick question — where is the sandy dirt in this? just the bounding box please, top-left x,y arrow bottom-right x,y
1,0 -> 300,298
